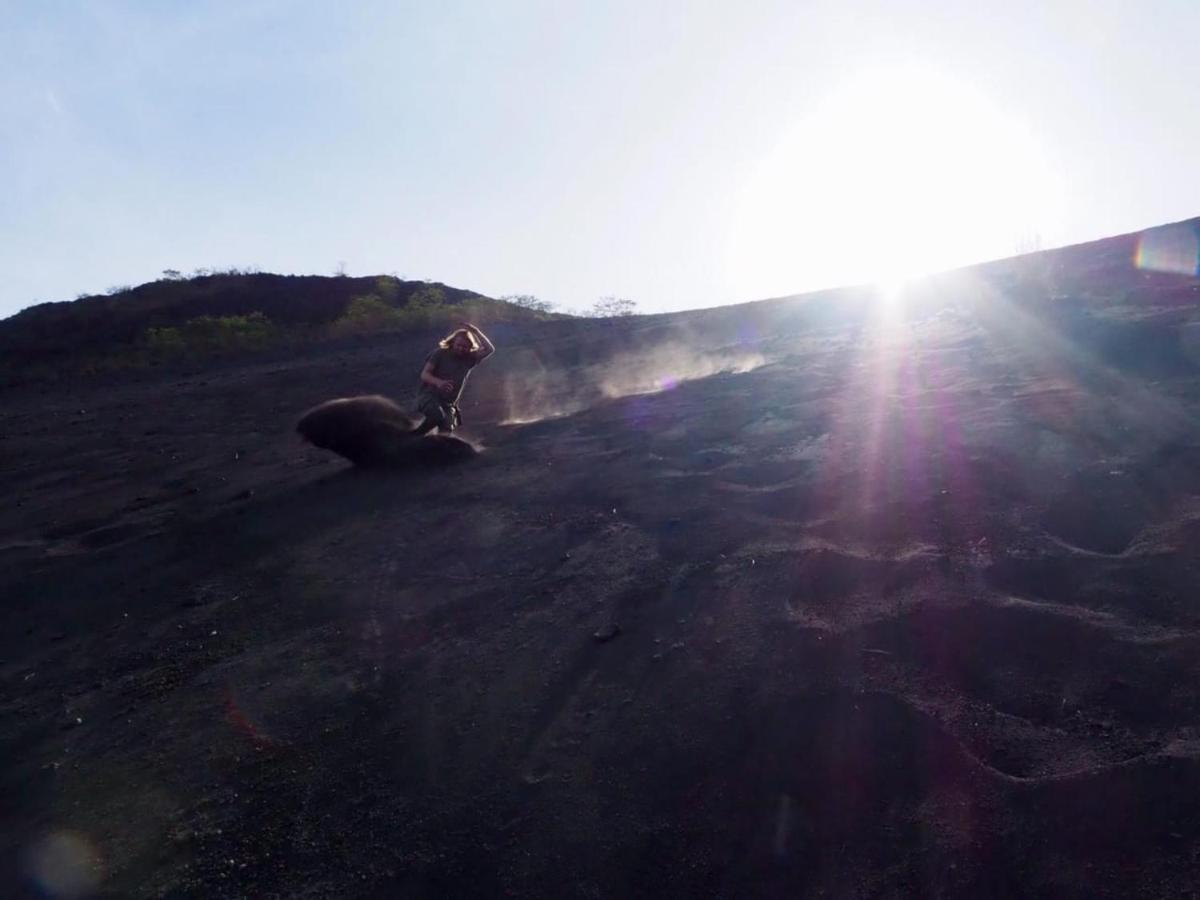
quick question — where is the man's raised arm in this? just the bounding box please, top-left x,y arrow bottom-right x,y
464,322 -> 496,361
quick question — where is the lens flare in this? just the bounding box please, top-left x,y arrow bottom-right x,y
24,831 -> 102,899
1136,224 -> 1200,276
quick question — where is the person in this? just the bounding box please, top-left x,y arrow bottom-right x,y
413,322 -> 495,435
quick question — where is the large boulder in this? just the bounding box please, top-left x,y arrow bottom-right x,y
296,395 -> 476,467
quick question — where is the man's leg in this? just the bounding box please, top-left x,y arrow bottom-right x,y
437,404 -> 460,434
414,397 -> 447,435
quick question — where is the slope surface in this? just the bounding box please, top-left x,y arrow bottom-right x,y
3,225 -> 1200,897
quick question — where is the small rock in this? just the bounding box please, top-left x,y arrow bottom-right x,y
593,623 -> 621,643
62,716 -> 83,730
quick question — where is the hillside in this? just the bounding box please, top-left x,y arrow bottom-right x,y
0,273 -> 544,381
2,218 -> 1200,898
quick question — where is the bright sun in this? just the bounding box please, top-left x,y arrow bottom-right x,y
727,65 -> 1062,299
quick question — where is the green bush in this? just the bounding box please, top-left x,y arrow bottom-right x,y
144,312 -> 277,357
145,326 -> 187,355
330,285 -> 458,336
331,295 -> 404,335
375,276 -> 401,303
184,312 -> 275,350
407,284 -> 446,311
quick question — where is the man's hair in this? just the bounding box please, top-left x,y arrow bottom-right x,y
438,328 -> 479,351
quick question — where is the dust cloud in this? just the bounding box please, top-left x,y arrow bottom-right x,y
498,341 -> 766,425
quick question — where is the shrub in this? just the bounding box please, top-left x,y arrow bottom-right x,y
144,312 -> 277,357
375,276 -> 401,303
589,296 -> 637,317
407,284 -> 446,311
501,294 -> 556,314
332,295 -> 404,335
184,312 -> 275,350
145,326 -> 187,355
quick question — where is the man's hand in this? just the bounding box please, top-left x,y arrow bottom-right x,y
460,321 -> 495,359
438,378 -> 456,396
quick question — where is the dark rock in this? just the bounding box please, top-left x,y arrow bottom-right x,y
593,623 -> 621,642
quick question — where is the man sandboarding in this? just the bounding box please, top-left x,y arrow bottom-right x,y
413,322 -> 495,435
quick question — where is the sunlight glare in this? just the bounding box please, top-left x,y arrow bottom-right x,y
727,65 -> 1062,299
869,276 -> 912,342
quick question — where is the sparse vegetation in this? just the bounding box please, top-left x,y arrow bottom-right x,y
145,312 -> 277,357
407,284 -> 446,311
330,295 -> 404,335
0,272 -> 558,384
501,294 -> 557,315
329,283 -> 451,335
374,276 -> 401,303
589,296 -> 637,317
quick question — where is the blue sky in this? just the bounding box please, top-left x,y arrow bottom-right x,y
2,0 -> 1198,318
